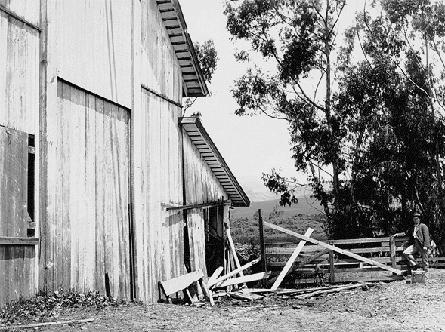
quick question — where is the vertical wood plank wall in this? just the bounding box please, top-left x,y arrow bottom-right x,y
0,2 -> 40,307
0,127 -> 29,237
55,0 -> 132,108
0,10 -> 39,134
183,135 -> 228,277
0,0 -> 236,305
0,0 -> 41,26
0,127 -> 35,306
43,80 -> 131,299
135,0 -> 184,303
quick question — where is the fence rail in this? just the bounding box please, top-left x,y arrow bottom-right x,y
265,236 -> 445,285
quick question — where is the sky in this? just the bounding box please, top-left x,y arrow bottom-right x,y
179,0 -> 368,200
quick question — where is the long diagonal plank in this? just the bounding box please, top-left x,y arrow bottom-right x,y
227,229 -> 244,277
209,258 -> 260,288
271,228 -> 314,290
295,283 -> 368,299
160,271 -> 204,296
208,266 -> 223,287
264,222 -> 402,275
218,272 -> 269,288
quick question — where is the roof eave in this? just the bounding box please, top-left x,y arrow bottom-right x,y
180,117 -> 250,207
157,0 -> 209,97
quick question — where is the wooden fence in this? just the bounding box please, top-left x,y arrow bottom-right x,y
265,236 -> 445,285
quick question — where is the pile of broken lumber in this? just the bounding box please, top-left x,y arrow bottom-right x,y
212,282 -> 373,302
159,223 -> 404,307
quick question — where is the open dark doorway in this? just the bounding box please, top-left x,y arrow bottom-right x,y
204,205 -> 225,276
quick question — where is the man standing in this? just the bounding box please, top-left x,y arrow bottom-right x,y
393,212 -> 431,272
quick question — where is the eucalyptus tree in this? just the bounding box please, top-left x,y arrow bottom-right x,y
334,0 -> 445,242
224,0 -> 347,215
184,40 -> 219,113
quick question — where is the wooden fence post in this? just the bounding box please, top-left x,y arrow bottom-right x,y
258,209 -> 266,272
390,236 -> 396,269
329,242 -> 335,283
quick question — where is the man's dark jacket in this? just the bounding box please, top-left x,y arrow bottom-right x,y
407,223 -> 431,248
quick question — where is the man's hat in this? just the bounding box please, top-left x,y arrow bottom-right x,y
413,212 -> 421,217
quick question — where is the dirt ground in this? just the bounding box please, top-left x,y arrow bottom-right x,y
9,269 -> 445,332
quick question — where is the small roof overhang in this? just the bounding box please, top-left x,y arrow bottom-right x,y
180,117 -> 250,207
156,0 -> 209,97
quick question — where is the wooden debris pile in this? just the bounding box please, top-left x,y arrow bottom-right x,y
159,223 -> 401,307
211,282 -> 374,303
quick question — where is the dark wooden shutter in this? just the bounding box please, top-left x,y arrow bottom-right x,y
0,125 -> 29,237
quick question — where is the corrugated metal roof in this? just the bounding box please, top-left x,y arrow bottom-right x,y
156,0 -> 209,97
180,117 -> 250,207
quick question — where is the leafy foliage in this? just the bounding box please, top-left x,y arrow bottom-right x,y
225,0 -> 445,247
0,289 -> 128,327
183,40 -> 219,112
330,0 -> 445,244
225,0 -> 346,216
262,169 -> 299,206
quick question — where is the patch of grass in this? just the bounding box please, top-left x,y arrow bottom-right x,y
231,213 -> 327,245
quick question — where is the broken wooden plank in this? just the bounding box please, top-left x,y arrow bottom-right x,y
229,292 -> 264,301
163,200 -> 230,212
243,288 -> 276,294
271,228 -> 314,290
218,272 -> 269,288
264,222 -> 402,275
226,229 -> 244,278
199,278 -> 215,306
160,270 -> 204,296
295,283 -> 369,299
0,318 -> 94,330
211,291 -> 229,298
208,266 -> 223,286
209,258 -> 260,288
276,285 -> 336,295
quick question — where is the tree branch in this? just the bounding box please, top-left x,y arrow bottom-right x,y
313,72 -> 325,100
308,159 -> 333,178
258,105 -> 289,121
293,82 -> 327,112
328,1 -> 346,36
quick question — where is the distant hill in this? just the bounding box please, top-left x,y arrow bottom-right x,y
232,196 -> 324,220
230,196 -> 328,244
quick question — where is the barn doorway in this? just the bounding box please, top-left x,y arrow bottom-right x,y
204,205 -> 225,276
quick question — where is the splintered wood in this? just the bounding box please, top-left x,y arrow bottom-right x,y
209,258 -> 260,288
160,271 -> 203,296
159,270 -> 214,306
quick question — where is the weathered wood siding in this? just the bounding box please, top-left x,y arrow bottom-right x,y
0,245 -> 35,305
42,80 -> 131,298
0,10 -> 39,134
183,135 -> 228,276
55,0 -> 132,108
0,126 -> 36,306
0,0 -> 40,26
0,126 -> 29,236
0,2 -> 40,307
140,0 -> 182,98
138,90 -> 184,303
132,0 -> 184,303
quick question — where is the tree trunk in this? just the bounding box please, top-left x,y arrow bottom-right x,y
325,0 -> 340,209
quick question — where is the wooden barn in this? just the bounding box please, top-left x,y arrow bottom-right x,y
0,0 -> 249,306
